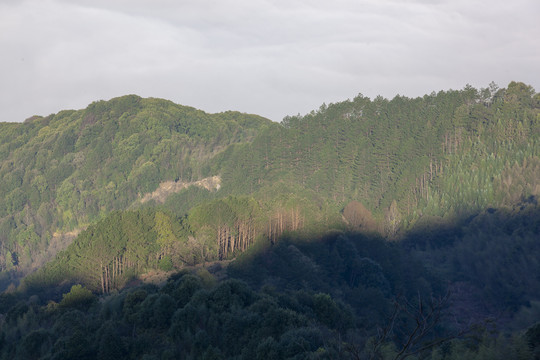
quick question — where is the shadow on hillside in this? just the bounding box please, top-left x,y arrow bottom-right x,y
2,198 -> 539,334
228,197 -> 540,332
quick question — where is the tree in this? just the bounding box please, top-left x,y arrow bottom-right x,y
59,284 -> 96,310
97,321 -> 128,360
18,329 -> 51,359
154,211 -> 177,264
385,200 -> 401,238
343,200 -> 377,232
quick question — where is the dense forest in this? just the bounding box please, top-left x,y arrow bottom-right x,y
1,82 -> 539,359
0,95 -> 271,279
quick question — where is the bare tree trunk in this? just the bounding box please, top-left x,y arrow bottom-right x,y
104,265 -> 109,293
100,263 -> 105,294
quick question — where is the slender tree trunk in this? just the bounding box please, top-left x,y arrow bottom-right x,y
105,265 -> 109,293
100,263 -> 105,294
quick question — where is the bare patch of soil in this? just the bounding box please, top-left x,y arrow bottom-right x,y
140,175 -> 221,204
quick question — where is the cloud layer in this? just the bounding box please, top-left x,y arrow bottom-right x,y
1,0 -> 539,122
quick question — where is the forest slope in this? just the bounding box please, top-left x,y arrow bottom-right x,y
216,82 -> 540,225
0,95 -> 271,281
17,81 -> 540,297
1,81 -> 540,359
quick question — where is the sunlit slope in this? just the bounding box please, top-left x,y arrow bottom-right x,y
21,82 -> 540,294
0,95 -> 272,275
216,81 -> 540,230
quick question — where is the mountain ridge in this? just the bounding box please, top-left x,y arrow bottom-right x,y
0,94 -> 272,281
4,81 -> 536,291
1,82 -> 540,359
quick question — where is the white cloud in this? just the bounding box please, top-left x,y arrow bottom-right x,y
0,0 -> 539,123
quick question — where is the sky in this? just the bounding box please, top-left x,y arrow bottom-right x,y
1,0 -> 539,123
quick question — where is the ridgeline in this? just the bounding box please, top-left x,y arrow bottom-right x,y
1,82 -> 539,359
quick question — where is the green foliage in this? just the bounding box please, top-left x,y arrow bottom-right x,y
3,82 -> 539,285
1,203 -> 540,359
406,200 -> 540,312
1,82 -> 540,359
60,284 -> 96,310
23,209 -> 177,292
158,256 -> 173,271
214,82 -> 539,233
0,95 -> 271,277
3,270 -> 349,359
18,329 -> 51,359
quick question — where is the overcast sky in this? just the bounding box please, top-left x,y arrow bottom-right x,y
1,0 -> 539,123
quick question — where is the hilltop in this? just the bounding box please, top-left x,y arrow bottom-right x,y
0,82 -> 539,359
0,95 -> 271,281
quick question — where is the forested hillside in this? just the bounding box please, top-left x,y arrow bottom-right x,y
3,81 -> 539,292
1,82 -> 540,359
2,226 -> 540,359
0,95 -> 271,281
216,81 -> 539,228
